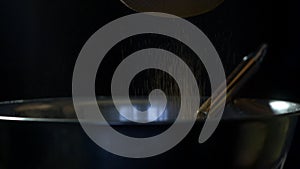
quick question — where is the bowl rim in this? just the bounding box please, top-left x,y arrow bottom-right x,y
0,97 -> 299,123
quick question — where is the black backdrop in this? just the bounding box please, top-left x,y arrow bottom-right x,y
0,0 -> 299,102
0,0 -> 299,168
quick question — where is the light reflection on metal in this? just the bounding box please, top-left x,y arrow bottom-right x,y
118,104 -> 166,122
269,101 -> 300,114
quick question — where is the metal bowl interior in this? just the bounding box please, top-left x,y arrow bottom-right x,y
0,98 -> 299,169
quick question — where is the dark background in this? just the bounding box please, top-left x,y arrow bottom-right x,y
0,0 -> 299,168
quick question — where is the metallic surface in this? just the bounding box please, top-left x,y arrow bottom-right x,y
0,98 -> 299,169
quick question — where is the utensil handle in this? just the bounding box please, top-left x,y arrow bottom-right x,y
197,44 -> 268,143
